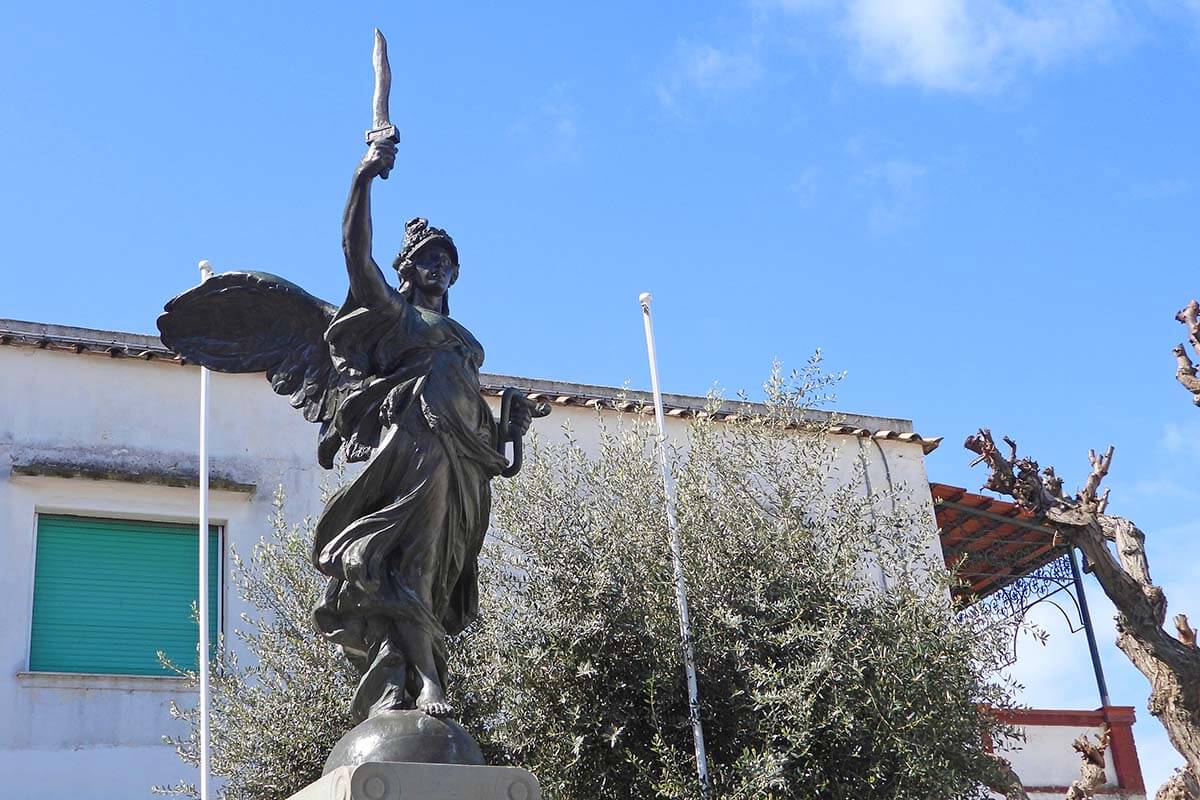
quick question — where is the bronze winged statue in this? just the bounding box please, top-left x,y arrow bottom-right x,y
158,83 -> 547,727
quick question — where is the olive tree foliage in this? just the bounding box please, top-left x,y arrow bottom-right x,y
156,484 -> 356,800
158,362 -> 1018,800
452,362 -> 1019,800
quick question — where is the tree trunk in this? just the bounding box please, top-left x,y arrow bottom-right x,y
1158,770 -> 1200,800
1118,631 -> 1200,784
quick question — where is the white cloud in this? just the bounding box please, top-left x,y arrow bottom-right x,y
751,0 -> 1126,93
841,0 -> 1122,91
659,1 -> 1125,109
656,40 -> 763,113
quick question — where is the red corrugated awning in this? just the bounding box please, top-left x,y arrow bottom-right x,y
933,482 -> 1068,601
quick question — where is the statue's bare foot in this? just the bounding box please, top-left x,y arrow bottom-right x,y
416,685 -> 452,717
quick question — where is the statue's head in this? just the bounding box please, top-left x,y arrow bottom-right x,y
393,218 -> 459,314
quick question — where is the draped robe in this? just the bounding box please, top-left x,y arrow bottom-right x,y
311,293 -> 508,719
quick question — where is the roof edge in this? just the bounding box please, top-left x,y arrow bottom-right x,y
0,317 -> 939,453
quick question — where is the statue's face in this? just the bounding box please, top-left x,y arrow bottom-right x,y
409,245 -> 457,297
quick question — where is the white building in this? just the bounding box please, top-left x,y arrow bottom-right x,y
0,317 -> 1146,799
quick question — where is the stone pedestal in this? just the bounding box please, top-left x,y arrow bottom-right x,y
288,761 -> 541,800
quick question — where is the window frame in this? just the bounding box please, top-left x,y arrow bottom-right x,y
25,507 -> 225,678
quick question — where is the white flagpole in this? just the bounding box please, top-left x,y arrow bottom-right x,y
638,292 -> 711,799
197,259 -> 213,800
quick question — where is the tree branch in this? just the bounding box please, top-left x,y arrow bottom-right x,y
1080,447 -> 1113,515
1177,615 -> 1197,649
1065,724 -> 1110,800
1175,300 -> 1200,406
1177,300 -> 1200,349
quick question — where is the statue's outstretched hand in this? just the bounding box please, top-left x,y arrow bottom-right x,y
508,402 -> 534,439
497,390 -> 551,478
505,395 -> 551,441
359,140 -> 396,179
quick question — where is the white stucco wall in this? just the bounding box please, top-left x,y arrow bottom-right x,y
993,721 -> 1125,798
518,402 -> 936,516
0,339 -> 938,799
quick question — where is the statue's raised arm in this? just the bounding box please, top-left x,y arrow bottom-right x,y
342,140 -> 401,310
342,27 -> 403,311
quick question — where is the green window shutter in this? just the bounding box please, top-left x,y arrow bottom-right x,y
29,514 -> 220,676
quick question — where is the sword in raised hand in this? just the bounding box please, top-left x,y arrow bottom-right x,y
366,28 -> 399,180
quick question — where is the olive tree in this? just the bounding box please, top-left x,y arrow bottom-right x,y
454,364 -> 1018,800
161,364 -> 1018,800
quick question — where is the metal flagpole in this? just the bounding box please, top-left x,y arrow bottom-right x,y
639,292 -> 711,799
197,259 -> 213,800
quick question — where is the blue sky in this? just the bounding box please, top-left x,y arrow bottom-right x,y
2,1 -> 1198,791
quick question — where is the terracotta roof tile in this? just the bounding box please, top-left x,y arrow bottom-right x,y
932,482 -> 1067,602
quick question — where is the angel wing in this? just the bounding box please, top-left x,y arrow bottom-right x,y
157,271 -> 349,468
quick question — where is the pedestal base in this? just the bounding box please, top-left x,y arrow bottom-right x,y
324,711 -> 484,774
289,761 -> 541,800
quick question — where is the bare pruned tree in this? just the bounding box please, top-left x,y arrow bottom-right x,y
1065,724 -> 1111,800
1174,299 -> 1200,406
964,429 -> 1200,800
